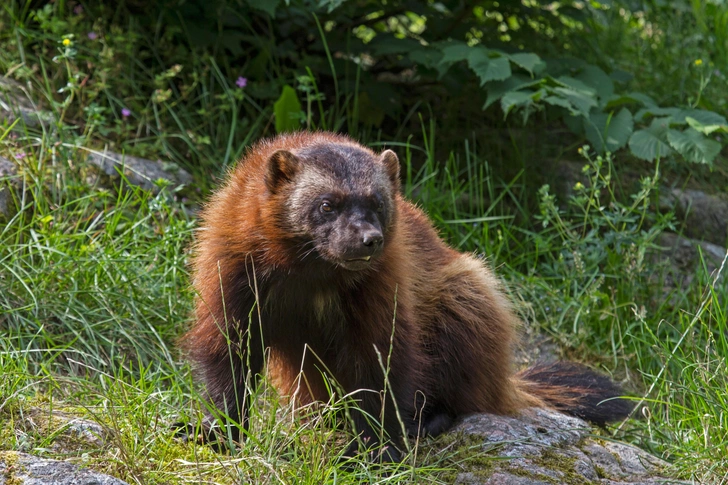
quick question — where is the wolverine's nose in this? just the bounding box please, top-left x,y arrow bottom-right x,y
340,221 -> 384,265
362,229 -> 383,247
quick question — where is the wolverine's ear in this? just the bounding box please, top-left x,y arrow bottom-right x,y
266,150 -> 300,193
380,149 -> 400,191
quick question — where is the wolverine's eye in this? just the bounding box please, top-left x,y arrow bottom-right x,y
320,201 -> 333,213
377,201 -> 385,213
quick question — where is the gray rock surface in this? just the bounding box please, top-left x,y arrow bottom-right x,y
446,408 -> 685,484
0,156 -> 18,218
22,409 -> 108,453
0,77 -> 51,127
654,232 -> 727,289
660,188 -> 728,246
86,149 -> 192,193
0,451 -> 128,485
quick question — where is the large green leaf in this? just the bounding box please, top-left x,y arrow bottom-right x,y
468,49 -> 511,85
685,116 -> 728,135
542,95 -> 573,110
507,52 -> 543,74
500,90 -> 534,116
551,86 -> 597,116
634,106 -> 680,122
604,92 -> 657,110
671,109 -> 727,126
482,74 -> 541,109
666,128 -> 722,164
584,107 -> 634,153
274,85 -> 302,133
542,75 -> 598,116
438,42 -> 472,65
553,76 -> 596,95
575,65 -> 614,103
628,118 -> 674,161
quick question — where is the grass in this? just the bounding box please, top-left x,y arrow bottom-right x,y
1,2 -> 728,484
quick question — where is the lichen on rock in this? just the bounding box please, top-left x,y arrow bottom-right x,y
440,408 -> 685,485
0,451 -> 128,485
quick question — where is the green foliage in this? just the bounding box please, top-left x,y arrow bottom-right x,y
627,108 -> 727,163
533,148 -> 670,351
274,85 -> 303,133
666,127 -> 722,164
584,107 -> 634,153
0,161 -> 194,372
691,0 -> 728,72
0,128 -> 454,484
629,119 -> 675,161
1,1 -> 728,483
2,0 -> 725,173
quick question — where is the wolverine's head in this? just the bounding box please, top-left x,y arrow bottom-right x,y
264,142 -> 399,271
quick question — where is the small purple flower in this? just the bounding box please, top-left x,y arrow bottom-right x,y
74,4 -> 83,14
15,152 -> 26,160
87,32 -> 98,40
121,108 -> 131,118
235,76 -> 248,88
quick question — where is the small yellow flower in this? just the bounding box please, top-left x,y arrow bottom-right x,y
62,38 -> 72,46
574,182 -> 585,191
694,59 -> 703,66
577,147 -> 583,154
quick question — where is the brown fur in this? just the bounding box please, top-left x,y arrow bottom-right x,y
182,132 -> 630,460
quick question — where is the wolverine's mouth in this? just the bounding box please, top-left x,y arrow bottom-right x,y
337,255 -> 375,271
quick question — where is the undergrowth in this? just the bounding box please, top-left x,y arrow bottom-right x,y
1,2 -> 727,484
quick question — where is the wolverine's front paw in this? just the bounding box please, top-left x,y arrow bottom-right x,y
418,413 -> 455,438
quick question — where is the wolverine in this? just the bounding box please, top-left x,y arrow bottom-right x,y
182,131 -> 631,461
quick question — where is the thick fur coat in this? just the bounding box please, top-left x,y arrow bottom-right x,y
183,132 -> 631,461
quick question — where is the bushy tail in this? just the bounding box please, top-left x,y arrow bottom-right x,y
514,362 -> 633,426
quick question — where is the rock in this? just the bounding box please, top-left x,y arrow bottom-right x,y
442,408 -> 684,484
0,78 -> 52,127
457,471 -> 552,484
653,232 -> 727,289
0,157 -> 15,176
660,188 -> 728,246
455,408 -> 586,452
22,409 -> 108,453
86,149 -> 192,193
0,451 -> 128,485
0,156 -> 18,219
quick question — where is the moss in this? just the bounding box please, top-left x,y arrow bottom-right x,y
0,412 -> 17,449
0,451 -> 24,485
429,429 -> 611,485
425,432 -> 501,482
517,448 -> 596,485
507,466 -> 562,485
593,463 -> 609,479
427,431 -> 609,484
